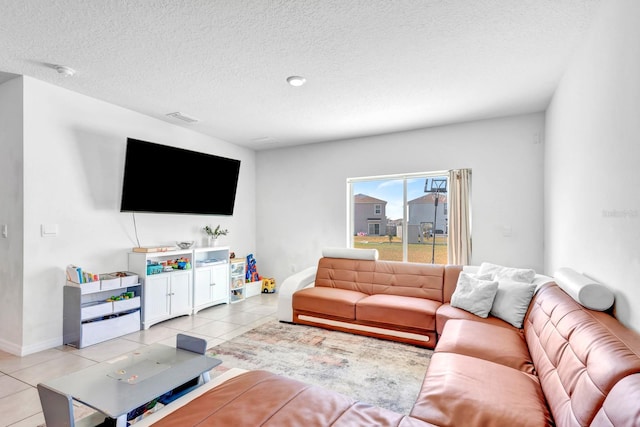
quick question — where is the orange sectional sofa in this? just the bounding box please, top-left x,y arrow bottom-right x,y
290,257 -> 463,347
138,250 -> 640,426
277,248 -> 535,347
141,279 -> 640,426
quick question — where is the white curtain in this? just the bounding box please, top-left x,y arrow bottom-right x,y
447,169 -> 472,265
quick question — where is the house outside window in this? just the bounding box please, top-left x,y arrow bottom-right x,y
353,194 -> 386,236
348,172 -> 449,263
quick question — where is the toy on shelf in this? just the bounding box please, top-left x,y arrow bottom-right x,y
245,254 -> 261,283
106,291 -> 135,302
146,257 -> 191,275
66,264 -> 99,284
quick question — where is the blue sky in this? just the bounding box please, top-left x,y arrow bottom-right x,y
353,176 -> 446,219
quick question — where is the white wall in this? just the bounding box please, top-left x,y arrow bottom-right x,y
0,77 -> 24,354
8,77 -> 256,355
545,0 -> 640,331
256,113 -> 545,284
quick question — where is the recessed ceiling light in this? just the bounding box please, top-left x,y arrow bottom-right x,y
54,65 -> 76,77
286,76 -> 306,87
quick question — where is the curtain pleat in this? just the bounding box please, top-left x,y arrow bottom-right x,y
447,169 -> 472,265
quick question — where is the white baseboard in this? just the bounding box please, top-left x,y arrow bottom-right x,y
0,336 -> 63,356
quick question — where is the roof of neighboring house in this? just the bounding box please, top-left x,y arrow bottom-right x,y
408,193 -> 447,204
354,193 -> 387,204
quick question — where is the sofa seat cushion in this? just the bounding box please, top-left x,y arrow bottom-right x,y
435,319 -> 535,374
293,287 -> 368,320
151,370 -> 432,427
410,353 -> 552,427
435,303 -> 515,335
356,294 -> 441,331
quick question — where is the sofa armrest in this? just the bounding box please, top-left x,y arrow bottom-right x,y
277,266 -> 318,322
130,368 -> 248,427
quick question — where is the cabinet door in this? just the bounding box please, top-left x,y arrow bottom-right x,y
145,275 -> 171,321
210,264 -> 229,302
194,268 -> 214,307
170,270 -> 192,314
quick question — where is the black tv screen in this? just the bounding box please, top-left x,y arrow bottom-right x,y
120,138 -> 241,215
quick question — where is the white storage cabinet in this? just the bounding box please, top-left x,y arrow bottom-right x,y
193,247 -> 230,314
129,250 -> 194,330
63,275 -> 141,348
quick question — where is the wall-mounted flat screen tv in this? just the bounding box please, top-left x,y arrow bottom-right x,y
120,138 -> 241,215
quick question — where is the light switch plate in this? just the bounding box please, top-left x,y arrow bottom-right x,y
1,224 -> 7,238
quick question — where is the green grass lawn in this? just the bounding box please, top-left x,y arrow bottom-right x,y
353,235 -> 448,264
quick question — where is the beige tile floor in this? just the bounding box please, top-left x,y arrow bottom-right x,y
0,293 -> 278,427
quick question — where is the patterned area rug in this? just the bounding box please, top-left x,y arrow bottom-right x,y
209,320 -> 432,414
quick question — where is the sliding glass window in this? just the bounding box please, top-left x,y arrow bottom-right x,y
347,172 -> 449,263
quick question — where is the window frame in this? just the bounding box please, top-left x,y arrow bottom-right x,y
347,170 -> 449,263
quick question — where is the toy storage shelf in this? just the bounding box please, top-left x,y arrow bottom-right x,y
63,276 -> 141,349
230,259 -> 245,303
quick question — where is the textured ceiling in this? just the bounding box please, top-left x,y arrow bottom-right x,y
0,1 -> 601,150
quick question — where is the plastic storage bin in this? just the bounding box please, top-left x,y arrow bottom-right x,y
147,264 -> 163,275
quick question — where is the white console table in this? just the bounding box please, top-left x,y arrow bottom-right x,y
129,247 -> 232,329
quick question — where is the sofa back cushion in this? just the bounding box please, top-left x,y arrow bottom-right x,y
525,283 -> 640,427
442,265 -> 466,303
316,258 -> 457,302
371,261 -> 446,301
315,257 -> 377,294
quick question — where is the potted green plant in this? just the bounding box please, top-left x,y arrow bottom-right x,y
203,225 -> 228,246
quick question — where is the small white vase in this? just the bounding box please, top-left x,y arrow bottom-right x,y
208,236 -> 218,247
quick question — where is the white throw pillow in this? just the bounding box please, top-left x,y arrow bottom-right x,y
450,272 -> 499,318
478,262 -> 536,284
490,280 -> 537,328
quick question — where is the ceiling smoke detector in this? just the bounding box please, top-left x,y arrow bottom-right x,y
54,65 -> 76,77
166,112 -> 200,124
